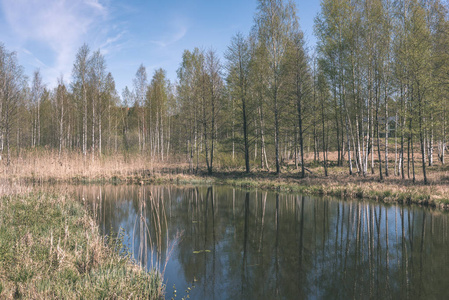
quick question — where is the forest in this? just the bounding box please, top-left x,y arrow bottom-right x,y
3,0 -> 449,298
0,0 -> 448,185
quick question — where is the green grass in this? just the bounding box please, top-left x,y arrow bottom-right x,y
0,192 -> 163,299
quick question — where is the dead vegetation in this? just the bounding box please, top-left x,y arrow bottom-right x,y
2,150 -> 449,210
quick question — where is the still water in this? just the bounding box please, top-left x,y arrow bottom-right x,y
75,185 -> 449,299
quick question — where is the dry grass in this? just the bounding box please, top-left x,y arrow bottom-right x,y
0,150 -> 190,183
218,166 -> 449,210
2,149 -> 449,210
0,191 -> 163,299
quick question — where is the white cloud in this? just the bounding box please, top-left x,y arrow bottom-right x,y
0,0 -> 111,86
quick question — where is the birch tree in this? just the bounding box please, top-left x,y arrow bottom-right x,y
226,33 -> 252,173
255,0 -> 297,174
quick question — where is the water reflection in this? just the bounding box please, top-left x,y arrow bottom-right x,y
76,185 -> 449,300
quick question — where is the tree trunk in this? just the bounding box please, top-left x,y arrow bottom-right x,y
202,108 -> 209,173
210,89 -> 215,174
59,98 -> 64,160
274,84 -> 280,175
321,94 -> 328,177
92,95 -> 95,162
376,100 -> 383,181
259,104 -> 269,171
242,95 -> 250,173
99,108 -> 102,157
297,80 -> 305,178
418,91 -> 427,184
385,94 -> 389,177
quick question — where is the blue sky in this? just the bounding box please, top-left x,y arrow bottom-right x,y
0,0 -> 321,96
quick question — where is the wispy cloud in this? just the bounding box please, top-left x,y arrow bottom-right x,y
149,25 -> 187,48
99,31 -> 127,55
85,0 -> 106,13
0,0 -> 114,85
22,48 -> 47,68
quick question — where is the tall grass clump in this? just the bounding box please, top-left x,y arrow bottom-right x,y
0,192 -> 163,299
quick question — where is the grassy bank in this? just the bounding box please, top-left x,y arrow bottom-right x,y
2,151 -> 449,210
219,175 -> 449,210
138,172 -> 449,210
35,170 -> 449,210
0,192 -> 163,299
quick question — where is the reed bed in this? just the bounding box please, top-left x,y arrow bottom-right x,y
2,150 -> 449,210
0,150 -> 190,184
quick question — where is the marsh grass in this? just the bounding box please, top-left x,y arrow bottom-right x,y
0,192 -> 163,299
2,150 -> 449,210
0,150 -> 192,184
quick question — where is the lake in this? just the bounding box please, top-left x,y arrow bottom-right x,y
74,184 -> 449,299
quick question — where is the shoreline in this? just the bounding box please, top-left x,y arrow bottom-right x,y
11,169 -> 449,211
0,191 -> 164,299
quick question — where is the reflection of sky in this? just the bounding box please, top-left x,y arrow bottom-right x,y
116,201 -> 138,236
78,185 -> 449,300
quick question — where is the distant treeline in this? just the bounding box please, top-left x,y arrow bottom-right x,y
0,0 -> 448,183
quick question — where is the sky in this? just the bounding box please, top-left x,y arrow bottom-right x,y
0,0 -> 321,97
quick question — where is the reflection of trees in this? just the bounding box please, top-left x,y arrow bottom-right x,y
76,185 -> 449,299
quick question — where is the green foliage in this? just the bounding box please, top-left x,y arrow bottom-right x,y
1,0 -> 449,181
